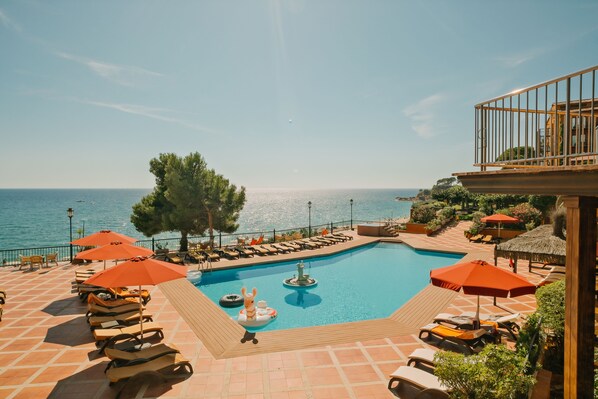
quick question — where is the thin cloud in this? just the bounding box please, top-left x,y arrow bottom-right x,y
0,8 -> 21,32
494,47 -> 547,68
81,100 -> 218,134
57,52 -> 162,86
403,94 -> 445,139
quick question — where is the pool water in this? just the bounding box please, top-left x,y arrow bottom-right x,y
195,242 -> 463,331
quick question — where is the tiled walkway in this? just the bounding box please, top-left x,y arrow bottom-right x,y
0,223 -> 544,399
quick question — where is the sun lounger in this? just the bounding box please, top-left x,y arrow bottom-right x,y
184,250 -> 206,263
537,272 -> 565,286
201,250 -> 220,262
104,343 -> 180,371
299,239 -> 321,249
468,234 -> 483,242
234,246 -> 255,257
87,293 -> 138,308
257,244 -> 278,255
419,323 -> 494,354
76,284 -> 113,301
249,245 -> 269,256
88,311 -> 153,328
94,322 -> 164,353
458,311 -> 521,340
0,290 -> 5,321
407,348 -> 437,368
480,235 -> 494,244
311,237 -> 334,246
109,287 -> 151,305
87,302 -> 145,318
214,247 -> 240,260
75,270 -> 96,283
165,252 -> 185,265
104,352 -> 193,387
548,265 -> 566,274
281,242 -> 302,251
387,366 -> 448,398
332,232 -> 353,240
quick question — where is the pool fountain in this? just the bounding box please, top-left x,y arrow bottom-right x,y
283,261 -> 318,288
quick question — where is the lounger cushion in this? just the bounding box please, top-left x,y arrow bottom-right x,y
408,348 -> 437,366
389,366 -> 446,391
93,322 -> 162,341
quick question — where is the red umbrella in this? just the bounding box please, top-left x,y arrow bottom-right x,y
75,241 -> 154,270
480,214 -> 520,238
84,256 -> 186,338
431,259 -> 536,324
72,230 -> 137,247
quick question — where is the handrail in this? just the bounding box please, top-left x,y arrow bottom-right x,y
0,218 -> 391,267
475,65 -> 598,107
473,65 -> 598,170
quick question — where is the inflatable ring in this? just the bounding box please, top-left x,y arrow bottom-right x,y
219,294 -> 244,308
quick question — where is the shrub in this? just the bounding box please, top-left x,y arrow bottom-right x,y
439,206 -> 455,220
466,211 -> 487,235
434,344 -> 536,399
535,279 -> 565,373
510,203 -> 542,228
515,312 -> 544,374
411,205 -> 437,224
425,218 -> 442,232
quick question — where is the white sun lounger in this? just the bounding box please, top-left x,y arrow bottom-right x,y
388,366 -> 448,397
407,348 -> 437,368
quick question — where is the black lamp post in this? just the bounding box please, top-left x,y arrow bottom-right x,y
308,201 -> 312,237
350,198 -> 354,230
67,208 -> 74,262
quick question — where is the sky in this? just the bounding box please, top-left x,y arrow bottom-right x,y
1,1 -> 597,190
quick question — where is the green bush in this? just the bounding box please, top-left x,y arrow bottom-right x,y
426,218 -> 442,232
440,206 -> 456,220
434,344 -> 536,399
515,312 -> 544,374
411,205 -> 437,224
466,211 -> 487,235
510,203 -> 542,228
535,279 -> 565,373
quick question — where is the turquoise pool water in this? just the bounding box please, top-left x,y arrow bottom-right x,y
195,242 -> 463,331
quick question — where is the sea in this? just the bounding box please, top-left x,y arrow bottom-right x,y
0,188 -> 417,250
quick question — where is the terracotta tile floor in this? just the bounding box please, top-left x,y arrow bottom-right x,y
0,223 -> 545,398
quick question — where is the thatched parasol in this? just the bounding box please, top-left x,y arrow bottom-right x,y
495,224 -> 566,270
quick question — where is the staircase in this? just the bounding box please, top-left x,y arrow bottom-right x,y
382,224 -> 400,237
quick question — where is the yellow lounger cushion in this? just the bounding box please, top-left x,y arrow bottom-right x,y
93,322 -> 162,341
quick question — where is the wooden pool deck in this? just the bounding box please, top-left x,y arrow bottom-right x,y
160,278 -> 458,359
159,232 -> 498,359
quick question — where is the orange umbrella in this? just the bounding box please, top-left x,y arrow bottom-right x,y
480,213 -> 520,238
430,259 -> 536,324
84,256 -> 186,338
75,241 -> 154,270
72,230 -> 137,247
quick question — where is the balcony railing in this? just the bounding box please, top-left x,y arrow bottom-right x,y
475,65 -> 598,170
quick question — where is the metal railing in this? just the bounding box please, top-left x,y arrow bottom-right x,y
0,219 -> 375,267
475,65 -> 598,170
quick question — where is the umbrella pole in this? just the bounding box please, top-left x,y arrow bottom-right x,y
475,295 -> 480,329
103,260 -> 106,270
139,284 -> 143,341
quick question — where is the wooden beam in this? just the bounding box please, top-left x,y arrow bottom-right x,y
562,196 -> 597,399
455,165 -> 598,196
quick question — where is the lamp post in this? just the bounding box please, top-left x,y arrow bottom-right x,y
67,208 -> 74,262
350,199 -> 354,230
308,201 -> 312,237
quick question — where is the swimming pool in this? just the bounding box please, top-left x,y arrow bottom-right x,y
195,242 -> 463,331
